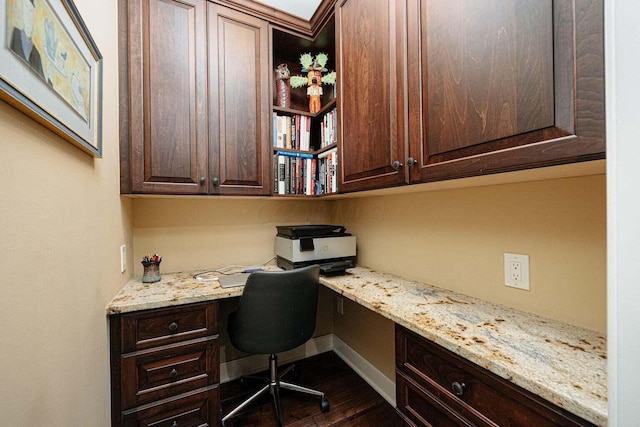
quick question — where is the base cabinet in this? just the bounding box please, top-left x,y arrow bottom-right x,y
395,325 -> 595,427
110,302 -> 220,427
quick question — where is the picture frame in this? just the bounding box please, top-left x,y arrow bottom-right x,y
0,0 -> 102,157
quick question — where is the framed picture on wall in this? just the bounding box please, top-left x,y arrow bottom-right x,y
0,0 -> 102,157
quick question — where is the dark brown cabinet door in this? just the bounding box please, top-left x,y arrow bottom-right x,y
123,0 -> 208,194
407,0 -> 605,183
336,0 -> 408,192
208,4 -> 271,195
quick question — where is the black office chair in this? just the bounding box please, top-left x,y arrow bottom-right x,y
221,265 -> 329,426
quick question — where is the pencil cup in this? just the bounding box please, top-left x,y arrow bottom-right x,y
142,261 -> 161,283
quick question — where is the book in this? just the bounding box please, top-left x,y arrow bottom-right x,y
285,115 -> 292,149
305,157 -> 312,195
272,112 -> 277,147
276,116 -> 285,148
284,155 -> 291,194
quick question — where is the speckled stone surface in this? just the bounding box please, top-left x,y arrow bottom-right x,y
106,270 -> 246,314
321,267 -> 607,426
106,266 -> 607,426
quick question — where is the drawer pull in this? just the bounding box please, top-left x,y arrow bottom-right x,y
451,381 -> 466,396
169,368 -> 178,379
171,422 -> 178,427
168,322 -> 179,333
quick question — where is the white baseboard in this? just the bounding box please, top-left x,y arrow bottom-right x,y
332,335 -> 396,407
220,334 -> 396,407
220,334 -> 334,383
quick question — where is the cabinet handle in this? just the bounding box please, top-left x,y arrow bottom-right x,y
199,176 -> 205,185
391,160 -> 403,170
169,368 -> 178,379
168,322 -> 178,333
212,177 -> 220,186
451,381 -> 466,396
407,157 -> 417,167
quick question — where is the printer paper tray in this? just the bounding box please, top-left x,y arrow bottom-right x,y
276,256 -> 355,274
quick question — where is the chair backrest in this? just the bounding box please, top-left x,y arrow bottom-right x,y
227,265 -> 320,355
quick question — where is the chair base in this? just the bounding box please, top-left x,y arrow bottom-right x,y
221,354 -> 329,426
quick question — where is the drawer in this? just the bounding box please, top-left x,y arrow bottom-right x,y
122,387 -> 219,427
395,325 -> 593,427
121,302 -> 218,352
121,337 -> 219,409
396,370 -> 476,427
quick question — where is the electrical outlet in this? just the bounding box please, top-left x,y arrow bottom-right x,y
504,253 -> 529,290
336,296 -> 344,315
120,245 -> 127,273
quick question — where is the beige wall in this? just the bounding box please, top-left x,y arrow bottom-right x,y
331,175 -> 607,333
0,1 -> 130,425
333,296 -> 396,379
131,197 -> 332,275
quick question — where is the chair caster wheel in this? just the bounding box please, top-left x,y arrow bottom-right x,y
321,398 -> 330,412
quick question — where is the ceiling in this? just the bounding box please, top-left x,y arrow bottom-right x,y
255,0 -> 322,20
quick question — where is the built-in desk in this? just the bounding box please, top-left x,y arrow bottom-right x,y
107,266 -> 607,426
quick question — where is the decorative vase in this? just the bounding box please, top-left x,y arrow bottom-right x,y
275,63 -> 291,108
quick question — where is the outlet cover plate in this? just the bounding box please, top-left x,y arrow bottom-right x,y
504,253 -> 529,290
120,245 -> 127,273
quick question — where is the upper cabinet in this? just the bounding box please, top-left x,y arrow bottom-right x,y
407,0 -> 605,184
119,0 -> 271,195
120,0 -> 605,196
208,4 -> 271,195
336,0 -> 605,193
120,0 -> 208,194
336,0 -> 408,193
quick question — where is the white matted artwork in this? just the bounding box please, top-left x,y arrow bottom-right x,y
0,0 -> 102,157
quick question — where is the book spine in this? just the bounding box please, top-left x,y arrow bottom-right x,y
278,155 -> 286,194
272,112 -> 277,147
273,154 -> 278,193
311,158 -> 318,195
276,116 -> 284,148
305,157 -> 312,195
285,115 -> 292,149
331,151 -> 337,193
284,156 -> 291,194
275,150 -> 313,159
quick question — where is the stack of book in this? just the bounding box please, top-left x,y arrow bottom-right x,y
319,108 -> 337,148
316,148 -> 338,194
272,113 -> 311,151
273,151 -> 316,195
273,148 -> 338,195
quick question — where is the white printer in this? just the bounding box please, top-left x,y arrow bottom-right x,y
275,225 -> 356,274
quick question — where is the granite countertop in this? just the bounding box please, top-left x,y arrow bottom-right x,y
106,266 -> 607,426
106,269 -> 247,314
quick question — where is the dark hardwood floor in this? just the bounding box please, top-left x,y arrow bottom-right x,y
220,351 -> 397,426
